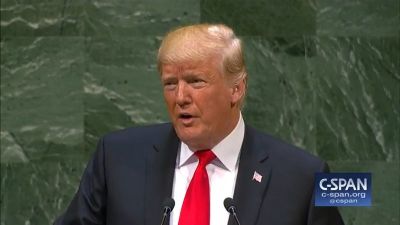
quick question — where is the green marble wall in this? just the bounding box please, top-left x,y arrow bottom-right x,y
1,0 -> 399,224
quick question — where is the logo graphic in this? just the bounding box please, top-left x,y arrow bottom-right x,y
314,173 -> 371,206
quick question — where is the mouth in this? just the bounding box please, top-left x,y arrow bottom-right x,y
177,113 -> 195,124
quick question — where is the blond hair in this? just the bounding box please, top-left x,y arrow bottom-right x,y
157,24 -> 247,107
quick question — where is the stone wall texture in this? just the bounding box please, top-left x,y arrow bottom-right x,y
1,0 -> 399,224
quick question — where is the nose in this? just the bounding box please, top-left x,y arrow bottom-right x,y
176,81 -> 191,107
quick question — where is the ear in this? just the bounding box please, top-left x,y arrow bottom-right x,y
231,78 -> 246,105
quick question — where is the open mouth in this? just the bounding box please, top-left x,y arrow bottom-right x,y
179,113 -> 193,119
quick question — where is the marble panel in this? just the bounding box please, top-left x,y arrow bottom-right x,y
201,0 -> 316,35
1,1 -> 85,36
242,36 -> 317,154
314,37 -> 399,161
1,160 -> 86,225
317,0 -> 400,36
84,0 -> 200,37
1,37 -> 85,162
84,36 -> 169,151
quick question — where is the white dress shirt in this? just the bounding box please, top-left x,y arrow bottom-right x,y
170,113 -> 245,225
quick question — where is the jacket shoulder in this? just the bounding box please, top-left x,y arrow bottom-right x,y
246,125 -> 325,172
94,123 -> 176,157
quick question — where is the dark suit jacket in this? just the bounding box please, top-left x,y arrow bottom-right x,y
54,123 -> 344,225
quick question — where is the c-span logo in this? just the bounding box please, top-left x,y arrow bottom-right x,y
314,173 -> 371,206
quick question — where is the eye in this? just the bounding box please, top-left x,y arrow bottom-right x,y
163,80 -> 177,91
189,78 -> 206,88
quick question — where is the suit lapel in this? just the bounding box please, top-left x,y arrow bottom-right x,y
229,126 -> 272,225
144,126 -> 179,225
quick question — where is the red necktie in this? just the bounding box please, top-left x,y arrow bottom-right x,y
178,150 -> 216,225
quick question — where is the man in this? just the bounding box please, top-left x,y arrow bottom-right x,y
54,24 -> 344,225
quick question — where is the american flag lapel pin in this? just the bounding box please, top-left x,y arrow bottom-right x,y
252,171 -> 262,183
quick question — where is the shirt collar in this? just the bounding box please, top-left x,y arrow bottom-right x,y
177,113 -> 245,172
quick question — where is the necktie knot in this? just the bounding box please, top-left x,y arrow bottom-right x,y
195,149 -> 216,166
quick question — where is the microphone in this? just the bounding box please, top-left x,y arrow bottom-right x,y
224,197 -> 241,225
160,197 -> 175,225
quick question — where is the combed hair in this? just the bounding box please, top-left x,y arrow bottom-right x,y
157,24 -> 247,107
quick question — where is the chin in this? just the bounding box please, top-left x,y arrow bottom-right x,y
176,129 -> 197,143
175,128 -> 204,149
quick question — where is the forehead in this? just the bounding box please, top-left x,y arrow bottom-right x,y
161,59 -> 222,77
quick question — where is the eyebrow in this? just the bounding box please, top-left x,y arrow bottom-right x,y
161,76 -> 177,83
162,71 -> 205,79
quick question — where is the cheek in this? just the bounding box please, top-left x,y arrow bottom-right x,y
163,92 -> 174,104
163,94 -> 176,113
197,91 -> 231,117
207,90 -> 231,107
